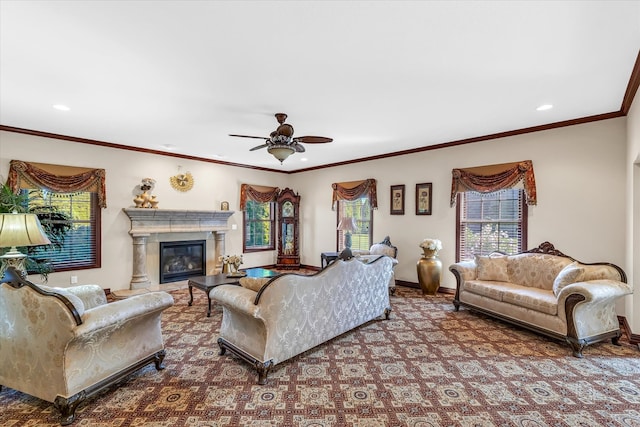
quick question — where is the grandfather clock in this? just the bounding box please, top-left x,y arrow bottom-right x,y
276,188 -> 300,269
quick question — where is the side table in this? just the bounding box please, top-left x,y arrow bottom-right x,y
320,252 -> 339,269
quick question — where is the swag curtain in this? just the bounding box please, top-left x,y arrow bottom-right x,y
450,160 -> 537,207
7,160 -> 107,208
331,179 -> 378,210
239,184 -> 280,210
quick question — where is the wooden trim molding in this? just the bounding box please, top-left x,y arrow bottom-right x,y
621,49 -> 640,114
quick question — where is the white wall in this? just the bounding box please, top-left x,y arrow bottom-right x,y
0,117 -> 632,323
294,118 -> 628,293
626,96 -> 639,333
0,131 -> 289,289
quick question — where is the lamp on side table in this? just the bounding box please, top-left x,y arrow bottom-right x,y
0,211 -> 51,278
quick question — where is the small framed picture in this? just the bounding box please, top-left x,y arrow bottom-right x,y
416,183 -> 432,215
390,185 -> 405,215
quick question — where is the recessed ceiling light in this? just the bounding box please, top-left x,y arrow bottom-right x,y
161,144 -> 177,150
52,104 -> 70,111
536,104 -> 553,111
300,158 -> 308,162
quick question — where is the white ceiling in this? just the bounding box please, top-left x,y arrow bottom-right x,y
1,1 -> 639,172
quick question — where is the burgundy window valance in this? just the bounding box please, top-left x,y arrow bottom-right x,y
239,184 -> 280,210
7,160 -> 107,208
331,178 -> 378,210
450,160 -> 537,207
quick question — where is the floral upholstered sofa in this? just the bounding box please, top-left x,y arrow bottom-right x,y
449,242 -> 632,357
0,267 -> 174,425
210,256 -> 394,384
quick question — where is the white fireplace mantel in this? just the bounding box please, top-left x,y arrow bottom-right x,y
123,208 -> 235,289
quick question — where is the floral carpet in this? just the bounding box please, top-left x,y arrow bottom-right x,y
1,287 -> 639,426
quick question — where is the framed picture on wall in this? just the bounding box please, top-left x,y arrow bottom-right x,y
416,183 -> 432,215
390,185 -> 405,215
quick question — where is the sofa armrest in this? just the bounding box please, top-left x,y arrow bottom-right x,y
74,291 -> 174,336
557,279 -> 633,339
557,279 -> 633,305
449,261 -> 477,283
64,284 -> 108,310
210,285 -> 262,317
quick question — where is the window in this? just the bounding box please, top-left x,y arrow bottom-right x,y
457,189 -> 527,261
244,200 -> 275,252
337,197 -> 372,251
25,189 -> 101,271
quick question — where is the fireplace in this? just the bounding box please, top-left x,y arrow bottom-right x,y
159,240 -> 206,283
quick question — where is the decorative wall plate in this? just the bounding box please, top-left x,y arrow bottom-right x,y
170,172 -> 194,192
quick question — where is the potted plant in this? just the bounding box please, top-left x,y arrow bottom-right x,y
0,183 -> 72,280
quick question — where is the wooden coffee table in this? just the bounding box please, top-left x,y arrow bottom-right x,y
188,268 -> 280,317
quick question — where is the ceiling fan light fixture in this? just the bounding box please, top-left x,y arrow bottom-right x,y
268,145 -> 295,164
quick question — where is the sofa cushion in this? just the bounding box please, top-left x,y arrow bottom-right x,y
39,284 -> 86,317
581,264 -> 622,282
369,243 -> 396,258
239,277 -> 270,292
507,254 -> 572,290
501,286 -> 558,316
552,262 -> 584,296
464,280 -> 511,301
475,255 -> 509,282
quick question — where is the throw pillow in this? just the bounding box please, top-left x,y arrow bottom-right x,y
552,261 -> 584,296
369,244 -> 395,258
475,255 -> 510,282
239,277 -> 270,292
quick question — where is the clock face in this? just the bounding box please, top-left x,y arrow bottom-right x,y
282,201 -> 294,217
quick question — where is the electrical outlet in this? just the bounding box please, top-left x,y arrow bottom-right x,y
70,276 -> 78,284
231,224 -> 237,230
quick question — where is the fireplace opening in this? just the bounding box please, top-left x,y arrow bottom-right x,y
159,240 -> 206,283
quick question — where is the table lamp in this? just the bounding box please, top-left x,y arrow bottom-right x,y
337,217 -> 358,249
0,211 -> 51,278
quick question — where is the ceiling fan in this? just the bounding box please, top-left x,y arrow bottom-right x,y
229,113 -> 333,164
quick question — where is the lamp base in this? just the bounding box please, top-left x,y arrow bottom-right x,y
0,249 -> 28,279
344,232 -> 352,249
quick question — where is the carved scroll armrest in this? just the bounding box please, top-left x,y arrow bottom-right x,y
75,291 -> 174,336
557,279 -> 633,306
449,261 -> 477,285
210,285 -> 262,315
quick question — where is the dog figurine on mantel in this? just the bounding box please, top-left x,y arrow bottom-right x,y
134,178 -> 158,208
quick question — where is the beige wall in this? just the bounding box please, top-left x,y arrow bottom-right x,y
626,97 -> 639,333
294,118 -> 628,293
0,116 -> 633,324
0,131 -> 289,287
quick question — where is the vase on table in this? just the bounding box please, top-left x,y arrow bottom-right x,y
417,248 -> 442,295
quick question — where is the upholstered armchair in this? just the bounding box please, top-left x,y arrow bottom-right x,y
353,236 -> 399,294
0,267 -> 174,425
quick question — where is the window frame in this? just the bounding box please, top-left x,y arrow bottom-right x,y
25,190 -> 102,272
455,189 -> 528,262
243,200 -> 276,253
336,197 -> 373,252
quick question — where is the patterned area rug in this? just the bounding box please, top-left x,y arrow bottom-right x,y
2,287 -> 640,426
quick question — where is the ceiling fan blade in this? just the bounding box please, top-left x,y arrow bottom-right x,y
229,134 -> 270,140
296,136 -> 333,144
293,143 -> 306,153
249,144 -> 269,151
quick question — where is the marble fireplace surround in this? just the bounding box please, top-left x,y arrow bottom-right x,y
123,208 -> 235,290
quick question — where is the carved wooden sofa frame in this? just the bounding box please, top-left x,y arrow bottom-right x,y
449,242 -> 631,358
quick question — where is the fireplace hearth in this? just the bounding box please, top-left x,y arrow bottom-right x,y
160,240 -> 206,283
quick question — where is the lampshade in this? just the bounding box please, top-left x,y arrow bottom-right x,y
0,212 -> 51,278
337,217 -> 358,232
267,145 -> 295,164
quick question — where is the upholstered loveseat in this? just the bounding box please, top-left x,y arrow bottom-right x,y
0,267 -> 174,425
210,255 -> 394,384
449,242 -> 632,357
